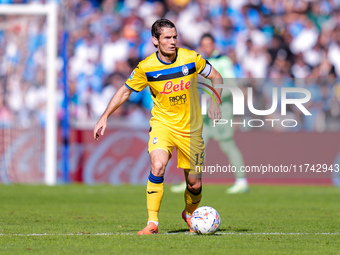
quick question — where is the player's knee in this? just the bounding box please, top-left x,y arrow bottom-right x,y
187,181 -> 202,194
151,160 -> 166,176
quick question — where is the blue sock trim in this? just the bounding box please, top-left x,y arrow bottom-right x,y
148,172 -> 164,184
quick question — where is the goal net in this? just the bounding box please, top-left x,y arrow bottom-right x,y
0,4 -> 57,185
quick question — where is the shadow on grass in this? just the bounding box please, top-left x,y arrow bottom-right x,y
167,227 -> 252,235
219,228 -> 252,232
167,229 -> 190,233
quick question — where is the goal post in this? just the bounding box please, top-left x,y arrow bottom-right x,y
0,4 -> 58,185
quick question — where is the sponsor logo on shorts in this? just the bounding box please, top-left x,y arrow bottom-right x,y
169,94 -> 187,106
153,137 -> 158,144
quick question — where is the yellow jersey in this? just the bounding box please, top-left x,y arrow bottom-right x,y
125,47 -> 211,135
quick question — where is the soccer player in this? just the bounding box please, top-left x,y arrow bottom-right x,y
170,33 -> 249,194
93,19 -> 223,235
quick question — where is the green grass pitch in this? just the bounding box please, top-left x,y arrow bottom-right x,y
0,184 -> 339,254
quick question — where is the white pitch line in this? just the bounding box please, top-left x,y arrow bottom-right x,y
0,232 -> 339,236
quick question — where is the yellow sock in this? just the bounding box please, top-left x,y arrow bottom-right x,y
184,188 -> 202,216
147,178 -> 164,222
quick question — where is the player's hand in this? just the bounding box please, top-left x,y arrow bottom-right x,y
93,117 -> 107,141
208,103 -> 222,124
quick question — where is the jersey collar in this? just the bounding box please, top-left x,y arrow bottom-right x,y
156,48 -> 178,65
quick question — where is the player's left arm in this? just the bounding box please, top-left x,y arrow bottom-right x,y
195,52 -> 223,121
206,66 -> 223,122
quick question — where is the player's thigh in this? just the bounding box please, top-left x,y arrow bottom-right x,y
148,125 -> 174,157
175,134 -> 205,174
148,124 -> 174,175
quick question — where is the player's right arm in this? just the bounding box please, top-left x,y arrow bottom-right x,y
93,85 -> 132,140
94,63 -> 148,140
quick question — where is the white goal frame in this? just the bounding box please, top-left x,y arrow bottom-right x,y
0,4 -> 58,185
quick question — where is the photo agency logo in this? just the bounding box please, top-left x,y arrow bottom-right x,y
200,79 -> 312,129
199,82 -> 223,110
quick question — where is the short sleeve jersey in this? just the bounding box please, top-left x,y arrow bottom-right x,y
125,48 -> 211,135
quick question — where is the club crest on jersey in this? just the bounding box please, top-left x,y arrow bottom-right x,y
153,137 -> 158,144
182,65 -> 189,76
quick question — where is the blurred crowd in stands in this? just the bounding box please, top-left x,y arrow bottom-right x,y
1,0 -> 340,131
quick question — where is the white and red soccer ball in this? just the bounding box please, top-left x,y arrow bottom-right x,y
191,206 -> 221,234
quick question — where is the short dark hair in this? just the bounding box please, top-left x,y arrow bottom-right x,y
200,33 -> 215,44
151,18 -> 176,41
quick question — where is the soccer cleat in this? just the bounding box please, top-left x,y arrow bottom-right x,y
226,182 -> 249,194
182,210 -> 194,233
137,222 -> 159,235
170,182 -> 187,193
